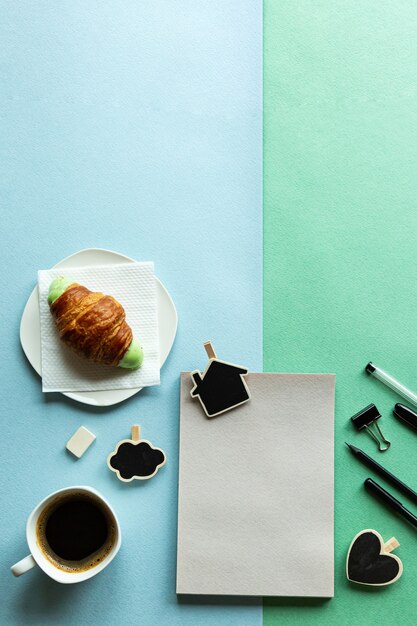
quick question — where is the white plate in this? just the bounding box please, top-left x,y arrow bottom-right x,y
20,248 -> 178,407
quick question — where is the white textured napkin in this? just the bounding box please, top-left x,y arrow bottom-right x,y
38,263 -> 160,392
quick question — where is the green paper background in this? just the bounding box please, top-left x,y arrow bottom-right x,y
264,1 -> 417,624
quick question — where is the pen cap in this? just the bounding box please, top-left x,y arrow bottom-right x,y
364,478 -> 403,508
393,404 -> 417,431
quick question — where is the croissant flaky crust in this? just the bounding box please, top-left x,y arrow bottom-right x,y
50,283 -> 133,366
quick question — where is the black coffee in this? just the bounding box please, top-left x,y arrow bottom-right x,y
37,492 -> 116,572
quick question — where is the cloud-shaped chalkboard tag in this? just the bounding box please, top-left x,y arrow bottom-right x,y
107,425 -> 166,482
346,529 -> 403,586
190,342 -> 251,418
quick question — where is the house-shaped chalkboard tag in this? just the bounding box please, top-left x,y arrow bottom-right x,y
190,342 -> 250,417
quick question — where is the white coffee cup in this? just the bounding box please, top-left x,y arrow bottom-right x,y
11,485 -> 121,584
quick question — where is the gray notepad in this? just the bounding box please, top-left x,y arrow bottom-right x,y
176,372 -> 335,597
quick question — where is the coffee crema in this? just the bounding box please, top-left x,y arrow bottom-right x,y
36,492 -> 116,573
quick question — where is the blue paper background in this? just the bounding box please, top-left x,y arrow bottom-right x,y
0,2 -> 262,624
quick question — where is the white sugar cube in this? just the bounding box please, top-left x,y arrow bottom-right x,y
66,426 -> 96,458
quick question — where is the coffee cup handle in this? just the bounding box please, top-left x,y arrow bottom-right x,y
11,554 -> 37,577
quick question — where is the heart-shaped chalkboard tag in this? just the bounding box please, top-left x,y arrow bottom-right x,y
346,529 -> 403,586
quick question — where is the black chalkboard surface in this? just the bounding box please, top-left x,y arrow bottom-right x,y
191,360 -> 250,417
190,342 -> 250,417
107,425 -> 166,482
346,529 -> 403,586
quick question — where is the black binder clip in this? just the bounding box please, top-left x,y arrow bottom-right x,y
351,404 -> 391,452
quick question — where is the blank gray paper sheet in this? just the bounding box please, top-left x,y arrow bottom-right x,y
176,372 -> 335,597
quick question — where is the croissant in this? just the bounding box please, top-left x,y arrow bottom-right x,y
48,276 -> 143,369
